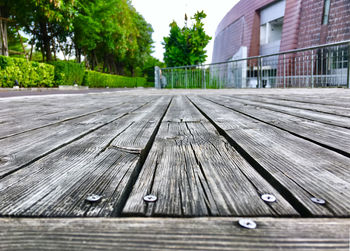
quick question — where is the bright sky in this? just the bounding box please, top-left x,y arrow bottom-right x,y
131,0 -> 239,63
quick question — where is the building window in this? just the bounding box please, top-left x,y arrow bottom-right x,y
260,17 -> 284,45
322,0 -> 331,25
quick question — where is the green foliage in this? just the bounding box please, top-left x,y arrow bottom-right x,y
50,61 -> 85,85
5,0 -> 156,80
8,27 -> 28,57
0,56 -> 54,87
73,0 -> 153,75
163,11 -> 211,67
142,56 -> 166,82
8,0 -> 75,62
84,71 -> 147,88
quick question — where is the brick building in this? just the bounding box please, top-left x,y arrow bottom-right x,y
212,0 -> 350,63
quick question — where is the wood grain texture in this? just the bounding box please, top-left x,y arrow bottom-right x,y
203,95 -> 350,156
0,94 -> 133,138
0,217 -> 348,251
123,96 -> 298,217
0,97 -> 171,217
237,94 -> 350,117
252,93 -> 350,108
218,95 -> 350,129
189,95 -> 350,217
0,96 -> 155,178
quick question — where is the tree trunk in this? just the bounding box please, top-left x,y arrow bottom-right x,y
40,21 -> 52,62
16,26 -> 28,61
75,45 -> 81,63
90,51 -> 95,70
0,7 -> 9,56
29,42 -> 34,61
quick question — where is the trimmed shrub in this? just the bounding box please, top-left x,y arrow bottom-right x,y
50,61 -> 85,86
84,70 -> 148,88
0,56 -> 54,87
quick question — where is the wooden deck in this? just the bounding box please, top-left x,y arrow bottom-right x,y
0,89 -> 349,250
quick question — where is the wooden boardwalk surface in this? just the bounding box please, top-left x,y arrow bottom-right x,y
0,89 -> 349,250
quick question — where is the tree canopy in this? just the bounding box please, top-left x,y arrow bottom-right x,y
1,0 -> 155,77
163,11 -> 211,67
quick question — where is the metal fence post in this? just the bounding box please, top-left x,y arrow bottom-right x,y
171,69 -> 174,89
258,57 -> 262,88
311,50 -> 314,88
347,43 -> 350,88
256,58 -> 260,88
202,65 -> 205,89
283,54 -> 286,88
154,66 -> 160,89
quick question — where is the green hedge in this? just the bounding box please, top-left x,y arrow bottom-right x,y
0,56 -> 152,88
0,56 -> 54,87
50,61 -> 85,86
84,70 -> 147,88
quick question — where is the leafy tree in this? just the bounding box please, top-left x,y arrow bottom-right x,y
2,0 -> 155,78
73,0 -> 153,75
8,27 -> 28,57
163,11 -> 211,67
141,55 -> 165,82
7,0 -> 75,62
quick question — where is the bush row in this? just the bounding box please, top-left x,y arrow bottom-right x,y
84,70 -> 147,88
50,61 -> 85,86
0,56 -> 150,88
0,56 -> 54,87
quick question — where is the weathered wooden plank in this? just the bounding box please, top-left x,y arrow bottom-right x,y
0,93 -> 133,138
0,92 -> 152,139
0,96 -> 171,216
189,96 -> 350,217
0,96 -> 155,178
233,94 -> 350,117
0,218 -> 348,251
216,95 -> 350,129
123,96 -> 298,217
203,95 -> 350,156
254,92 -> 350,108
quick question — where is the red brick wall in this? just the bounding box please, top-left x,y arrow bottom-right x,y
325,0 -> 350,43
213,0 -> 350,63
212,17 -> 245,63
213,0 -> 275,61
279,0 -> 302,51
295,0 -> 350,48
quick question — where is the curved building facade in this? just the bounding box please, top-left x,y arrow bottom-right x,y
212,0 -> 350,63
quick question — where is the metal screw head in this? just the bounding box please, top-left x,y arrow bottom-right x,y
238,219 -> 257,229
86,194 -> 102,203
261,194 -> 276,203
143,194 -> 157,203
311,197 -> 326,205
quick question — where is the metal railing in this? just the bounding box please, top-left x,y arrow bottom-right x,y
155,40 -> 350,89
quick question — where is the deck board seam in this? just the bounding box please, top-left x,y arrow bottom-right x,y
0,99 -> 155,180
112,97 -> 174,217
219,95 -> 350,130
188,96 -> 312,217
201,96 -> 350,159
231,95 -> 350,118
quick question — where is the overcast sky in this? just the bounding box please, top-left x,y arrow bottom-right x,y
131,0 -> 239,63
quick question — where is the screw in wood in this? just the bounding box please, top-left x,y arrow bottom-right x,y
311,197 -> 326,205
261,194 -> 276,203
238,219 -> 257,229
143,194 -> 157,203
86,194 -> 102,203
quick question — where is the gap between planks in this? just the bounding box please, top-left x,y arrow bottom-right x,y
188,95 -> 350,217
